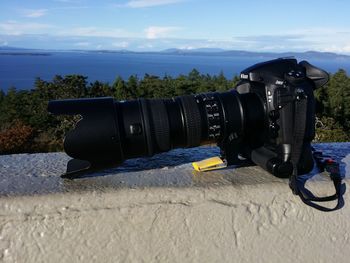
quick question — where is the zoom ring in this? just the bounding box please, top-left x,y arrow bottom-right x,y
179,95 -> 202,147
149,99 -> 171,151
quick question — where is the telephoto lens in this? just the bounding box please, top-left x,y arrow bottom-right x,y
48,90 -> 264,177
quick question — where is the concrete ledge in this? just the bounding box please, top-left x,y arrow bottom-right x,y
0,143 -> 349,262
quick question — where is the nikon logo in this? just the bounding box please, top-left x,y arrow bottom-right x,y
275,80 -> 284,85
240,73 -> 249,79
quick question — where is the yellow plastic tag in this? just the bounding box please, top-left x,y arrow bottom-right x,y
192,157 -> 227,172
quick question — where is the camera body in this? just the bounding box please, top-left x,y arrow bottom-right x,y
229,58 -> 328,177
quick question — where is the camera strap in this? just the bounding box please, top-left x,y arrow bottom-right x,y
297,152 -> 344,212
289,91 -> 344,212
289,90 -> 308,194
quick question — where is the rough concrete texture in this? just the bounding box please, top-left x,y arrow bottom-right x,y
0,143 -> 349,262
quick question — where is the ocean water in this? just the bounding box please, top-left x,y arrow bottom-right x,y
1,51 -> 350,91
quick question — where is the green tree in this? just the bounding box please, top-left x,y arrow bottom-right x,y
138,74 -> 166,98
231,75 -> 240,88
113,76 -> 126,100
125,75 -> 138,99
88,81 -> 112,97
315,116 -> 349,142
161,75 -> 176,98
0,90 -> 4,103
195,74 -> 213,93
327,69 -> 350,128
174,75 -> 191,96
213,71 -> 230,92
187,69 -> 201,94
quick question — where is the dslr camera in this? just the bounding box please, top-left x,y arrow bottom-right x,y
48,58 -> 329,179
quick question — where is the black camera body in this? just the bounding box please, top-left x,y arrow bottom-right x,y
48,58 -> 329,178
230,58 -> 329,177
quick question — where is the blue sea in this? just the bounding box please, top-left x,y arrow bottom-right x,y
1,51 -> 350,91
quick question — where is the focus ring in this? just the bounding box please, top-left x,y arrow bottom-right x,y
179,95 -> 202,147
149,99 -> 171,151
139,99 -> 154,155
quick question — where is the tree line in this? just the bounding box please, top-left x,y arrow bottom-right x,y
0,69 -> 349,154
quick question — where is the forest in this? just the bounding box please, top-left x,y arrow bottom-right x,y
0,69 -> 349,154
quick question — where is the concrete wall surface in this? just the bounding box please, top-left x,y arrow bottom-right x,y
0,144 -> 349,263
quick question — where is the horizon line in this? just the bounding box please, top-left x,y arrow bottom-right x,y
1,45 -> 350,57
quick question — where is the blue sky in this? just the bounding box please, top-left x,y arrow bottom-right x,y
1,0 -> 350,53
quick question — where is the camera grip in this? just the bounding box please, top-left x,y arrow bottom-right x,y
251,146 -> 293,178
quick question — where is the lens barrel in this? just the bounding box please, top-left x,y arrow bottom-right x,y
48,90 -> 264,171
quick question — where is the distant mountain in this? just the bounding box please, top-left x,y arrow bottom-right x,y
160,48 -> 350,59
0,46 -> 30,51
0,46 -> 51,56
278,51 -> 350,59
1,46 -> 350,60
162,48 -> 226,53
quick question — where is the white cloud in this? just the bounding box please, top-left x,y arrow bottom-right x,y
282,27 -> 350,54
19,6 -> 87,19
225,27 -> 350,54
112,41 -> 129,48
74,42 -> 90,47
58,27 -> 135,38
124,0 -> 183,8
0,21 -> 53,35
137,43 -> 154,49
145,26 -> 181,39
54,6 -> 89,10
22,9 -> 48,18
318,45 -> 350,54
178,45 -> 195,50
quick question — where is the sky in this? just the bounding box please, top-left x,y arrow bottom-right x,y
0,0 -> 350,53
